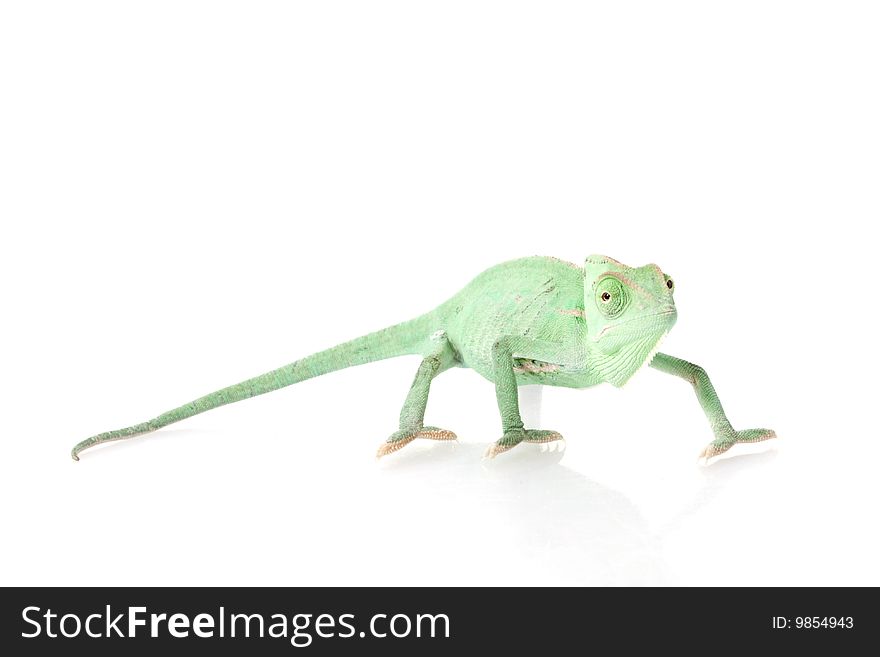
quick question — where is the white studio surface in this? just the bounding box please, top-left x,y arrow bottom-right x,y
1,2 -> 878,587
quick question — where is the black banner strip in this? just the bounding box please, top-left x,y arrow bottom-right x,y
1,587 -> 871,654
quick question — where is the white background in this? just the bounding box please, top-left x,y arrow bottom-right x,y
2,1 -> 878,586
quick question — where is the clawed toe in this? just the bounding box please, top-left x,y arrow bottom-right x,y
484,429 -> 564,459
417,426 -> 457,442
376,426 -> 457,459
699,428 -> 777,463
740,428 -> 776,443
524,430 -> 563,444
698,441 -> 733,461
483,442 -> 515,459
376,437 -> 415,458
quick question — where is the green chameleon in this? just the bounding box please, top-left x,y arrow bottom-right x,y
71,255 -> 775,462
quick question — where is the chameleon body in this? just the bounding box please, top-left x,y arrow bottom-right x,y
71,255 -> 775,461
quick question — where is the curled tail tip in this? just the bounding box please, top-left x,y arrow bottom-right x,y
71,437 -> 95,461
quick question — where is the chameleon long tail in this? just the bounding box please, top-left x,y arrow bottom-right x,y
71,312 -> 437,460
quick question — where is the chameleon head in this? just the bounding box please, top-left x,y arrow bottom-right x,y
582,255 -> 678,387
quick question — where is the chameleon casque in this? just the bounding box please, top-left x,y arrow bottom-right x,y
71,255 -> 775,462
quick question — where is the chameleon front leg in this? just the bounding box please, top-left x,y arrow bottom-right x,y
485,336 -> 564,458
650,352 -> 776,460
376,332 -> 459,458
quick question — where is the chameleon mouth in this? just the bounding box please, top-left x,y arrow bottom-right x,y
594,307 -> 677,343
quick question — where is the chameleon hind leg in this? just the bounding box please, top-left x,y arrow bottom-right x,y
650,352 -> 776,461
485,336 -> 564,458
376,332 -> 459,458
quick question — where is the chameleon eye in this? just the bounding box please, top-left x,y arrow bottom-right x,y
666,279 -> 674,290
595,278 -> 629,317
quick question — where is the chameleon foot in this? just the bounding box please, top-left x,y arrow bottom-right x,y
376,426 -> 457,459
484,429 -> 563,459
699,428 -> 777,461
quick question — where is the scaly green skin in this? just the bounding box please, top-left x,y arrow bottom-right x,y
71,255 -> 775,462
